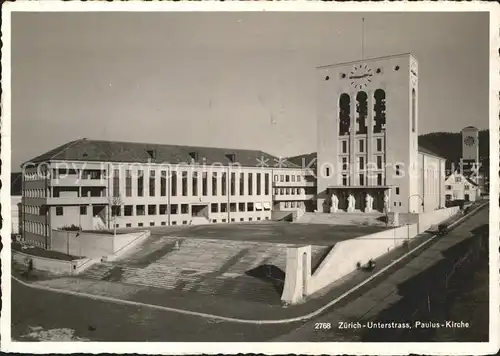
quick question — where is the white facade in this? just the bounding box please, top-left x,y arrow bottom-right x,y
21,160 -> 314,247
444,172 -> 480,202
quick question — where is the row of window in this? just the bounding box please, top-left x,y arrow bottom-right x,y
340,156 -> 385,171
273,174 -> 303,183
23,189 -> 47,199
324,172 -> 386,187
340,138 -> 384,154
274,188 -> 305,196
446,185 -> 470,190
24,221 -> 47,236
209,202 -> 271,213
115,216 -> 271,229
114,170 -> 271,198
281,201 -> 305,209
25,205 -> 41,215
338,89 -> 416,135
24,169 -> 105,181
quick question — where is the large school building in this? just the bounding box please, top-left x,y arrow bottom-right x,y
20,53 -> 448,248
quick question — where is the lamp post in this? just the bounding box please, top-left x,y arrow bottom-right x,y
407,194 -> 424,239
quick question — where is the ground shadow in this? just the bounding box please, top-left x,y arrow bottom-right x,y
359,224 -> 489,342
245,264 -> 285,295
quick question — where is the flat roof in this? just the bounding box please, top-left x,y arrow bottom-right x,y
317,53 -> 416,70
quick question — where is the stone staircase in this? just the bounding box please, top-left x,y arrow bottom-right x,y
80,237 -> 330,303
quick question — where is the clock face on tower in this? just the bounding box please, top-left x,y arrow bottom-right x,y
464,136 -> 476,146
349,64 -> 372,90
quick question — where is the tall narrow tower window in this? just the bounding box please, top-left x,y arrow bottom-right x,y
356,91 -> 368,134
339,93 -> 351,136
373,89 -> 386,133
411,88 -> 416,133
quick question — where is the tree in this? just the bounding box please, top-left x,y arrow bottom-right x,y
108,195 -> 123,236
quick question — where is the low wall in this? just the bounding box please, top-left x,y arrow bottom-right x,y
13,250 -> 96,275
106,230 -> 151,261
306,224 -> 418,296
50,229 -> 150,259
415,206 -> 460,233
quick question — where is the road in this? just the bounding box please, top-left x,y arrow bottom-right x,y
11,207 -> 490,342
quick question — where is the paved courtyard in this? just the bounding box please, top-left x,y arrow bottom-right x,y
144,221 -> 387,245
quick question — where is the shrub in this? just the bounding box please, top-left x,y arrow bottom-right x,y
60,224 -> 81,231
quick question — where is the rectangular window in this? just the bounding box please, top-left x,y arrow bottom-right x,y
170,204 -> 178,214
376,138 -> 382,152
325,167 -> 331,177
291,175 -> 295,182
211,203 -> 218,213
455,177 -> 462,183
395,165 -> 401,176
138,222 -> 144,227
396,187 -> 400,195
238,202 -> 246,212
280,175 -> 284,182
192,171 -> 198,196
257,173 -> 262,195
222,172 -> 227,196
149,170 -> 156,197
464,185 -> 469,190
231,172 -> 236,196
171,171 -> 177,196
265,173 -> 270,195
80,206 -> 87,215
342,175 -> 348,186
342,140 -> 347,153
56,207 -> 63,216
248,173 -> 253,195
247,202 -> 254,211
136,205 -> 145,216
359,174 -> 365,186
181,204 -> 189,214
126,223 -> 132,228
150,222 -> 155,227
202,172 -> 208,196
126,170 -> 132,197
239,173 -> 245,195
137,170 -> 144,197
148,204 -> 156,215
221,203 -> 228,213
342,157 -> 348,171
359,140 -> 364,153
446,185 -> 452,190
160,171 -> 167,196
159,204 -> 168,215
182,171 -> 188,196
124,205 -> 133,216
274,175 -> 278,182
359,157 -> 365,170
377,174 -> 383,186
376,156 -> 382,170
113,169 -> 120,197
230,203 -> 237,212
212,172 -> 218,196
285,175 -> 290,183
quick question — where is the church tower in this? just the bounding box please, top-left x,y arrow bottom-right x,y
316,53 -> 420,213
460,126 -> 480,178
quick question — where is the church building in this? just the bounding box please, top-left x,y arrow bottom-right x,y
316,53 -> 446,214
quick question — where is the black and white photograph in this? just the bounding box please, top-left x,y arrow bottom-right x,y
1,2 -> 499,354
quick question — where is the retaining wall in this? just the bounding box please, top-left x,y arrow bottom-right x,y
306,224 -> 419,296
13,250 -> 96,275
50,230 -> 150,259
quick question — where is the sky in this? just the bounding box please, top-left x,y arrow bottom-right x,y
11,11 -> 490,169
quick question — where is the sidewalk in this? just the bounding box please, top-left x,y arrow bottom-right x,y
15,203 -> 487,323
